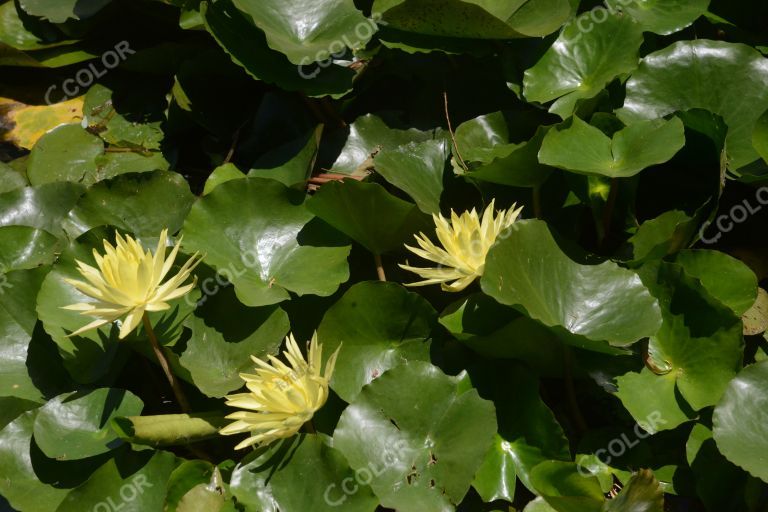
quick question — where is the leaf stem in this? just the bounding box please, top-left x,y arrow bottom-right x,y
142,313 -> 191,413
374,253 -> 387,281
443,91 -> 468,172
600,178 -> 619,248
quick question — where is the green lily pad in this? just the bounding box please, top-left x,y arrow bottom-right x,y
0,268 -> 61,402
615,368 -> 695,434
229,434 -> 379,512
538,117 -> 686,178
202,0 -> 356,98
333,361 -> 497,512
317,281 -> 435,402
179,274 -> 289,398
64,170 -> 195,239
249,126 -> 322,186
481,219 -> 662,346
641,262 -> 744,410
83,84 -> 164,151
203,163 -> 246,195
603,469 -> 664,511
55,449 -> 178,511
0,182 -> 84,238
0,226 -> 59,273
182,177 -> 351,307
529,460 -> 604,512
0,161 -> 28,194
18,0 -> 113,23
27,125 -> 104,186
468,363 -> 570,496
33,388 -> 143,460
674,249 -> 757,316
331,114 -> 441,176
619,40 -> 768,171
713,360 -> 768,483
231,0 -> 374,65
372,0 -> 571,38
307,179 -> 429,255
605,0 -> 709,35
0,410 -> 69,512
374,139 -> 447,214
523,11 -> 643,118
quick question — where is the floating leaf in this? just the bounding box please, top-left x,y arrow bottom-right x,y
249,126 -> 322,186
180,279 -> 289,397
55,449 -> 178,511
231,0 -> 374,65
641,262 -> 744,410
307,179 -> 429,255
0,411 -> 69,511
674,249 -> 757,316
615,368 -> 695,433
0,226 -> 59,273
203,163 -> 246,195
0,182 -> 84,237
202,0 -> 356,98
64,170 -> 195,239
83,84 -> 164,150
374,139 -> 447,214
606,0 -> 710,35
182,177 -> 351,307
529,460 -> 604,512
33,388 -> 143,460
0,96 -> 83,149
469,363 -> 570,496
18,0 -> 113,23
331,114 -> 440,176
373,0 -> 571,38
538,117 -> 686,178
317,281 -> 435,402
523,11 -> 643,118
0,268 -> 62,402
481,220 -> 662,346
26,124 -> 104,186
713,361 -> 768,483
334,362 -> 497,511
619,40 -> 768,170
0,162 -> 27,194
230,434 -> 379,511
603,469 -> 664,512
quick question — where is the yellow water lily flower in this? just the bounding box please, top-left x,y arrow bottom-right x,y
399,200 -> 523,292
220,332 -> 340,450
62,229 -> 202,339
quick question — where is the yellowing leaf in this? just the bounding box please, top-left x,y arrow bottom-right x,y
0,96 -> 84,149
743,288 -> 768,336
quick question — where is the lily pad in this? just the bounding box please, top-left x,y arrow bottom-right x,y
182,177 -> 351,307
307,179 -> 429,255
481,219 -> 662,346
538,117 -> 686,178
26,124 -> 104,186
619,40 -> 768,170
523,11 -> 643,118
33,388 -> 143,460
316,281 -> 435,402
713,360 -> 768,483
334,361 -> 497,512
